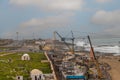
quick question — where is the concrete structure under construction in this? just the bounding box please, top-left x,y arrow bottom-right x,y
60,61 -> 88,80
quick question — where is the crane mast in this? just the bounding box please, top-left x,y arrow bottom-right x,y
54,31 -> 75,54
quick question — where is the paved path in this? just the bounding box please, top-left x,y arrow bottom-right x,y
44,51 -> 57,80
0,52 -> 16,56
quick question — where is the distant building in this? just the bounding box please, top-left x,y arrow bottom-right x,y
21,53 -> 30,60
0,39 -> 13,46
35,40 -> 45,45
44,39 -> 73,51
30,69 -> 45,80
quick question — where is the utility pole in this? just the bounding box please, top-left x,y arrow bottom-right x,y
33,33 -> 35,40
33,33 -> 35,52
16,32 -> 19,41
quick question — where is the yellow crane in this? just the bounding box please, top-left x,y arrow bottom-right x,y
87,35 -> 103,79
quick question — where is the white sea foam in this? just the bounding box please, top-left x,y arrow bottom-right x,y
76,41 -> 120,54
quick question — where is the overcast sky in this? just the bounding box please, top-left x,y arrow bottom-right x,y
0,0 -> 120,39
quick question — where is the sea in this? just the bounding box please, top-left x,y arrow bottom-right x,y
75,38 -> 120,54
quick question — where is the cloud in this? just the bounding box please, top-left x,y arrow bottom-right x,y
91,10 -> 120,34
92,10 -> 120,26
104,26 -> 120,35
16,13 -> 74,37
21,13 -> 74,28
9,0 -> 83,38
96,0 -> 112,3
106,26 -> 120,32
9,0 -> 84,11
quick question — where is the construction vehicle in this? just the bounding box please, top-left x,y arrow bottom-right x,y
87,35 -> 103,79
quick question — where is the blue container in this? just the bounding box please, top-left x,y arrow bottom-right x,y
66,75 -> 85,79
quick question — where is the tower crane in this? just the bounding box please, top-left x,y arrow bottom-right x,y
54,31 -> 75,54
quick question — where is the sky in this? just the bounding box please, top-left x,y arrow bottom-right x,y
0,0 -> 120,39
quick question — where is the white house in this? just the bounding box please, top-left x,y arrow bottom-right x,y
16,76 -> 23,80
30,69 -> 45,80
21,53 -> 30,60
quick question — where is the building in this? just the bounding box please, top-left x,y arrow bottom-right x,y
16,76 -> 23,80
30,69 -> 45,80
21,53 -> 30,60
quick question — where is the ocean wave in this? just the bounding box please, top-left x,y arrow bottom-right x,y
76,41 -> 120,54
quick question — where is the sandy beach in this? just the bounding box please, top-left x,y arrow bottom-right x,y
99,57 -> 120,80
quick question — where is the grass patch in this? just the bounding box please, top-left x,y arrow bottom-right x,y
0,52 -> 52,80
0,52 -> 7,55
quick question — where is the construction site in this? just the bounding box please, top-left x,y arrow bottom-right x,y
1,0 -> 120,79
41,31 -> 114,80
0,31 -> 120,80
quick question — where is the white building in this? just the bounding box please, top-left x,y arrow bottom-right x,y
30,69 -> 45,80
16,76 -> 23,80
21,53 -> 30,60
